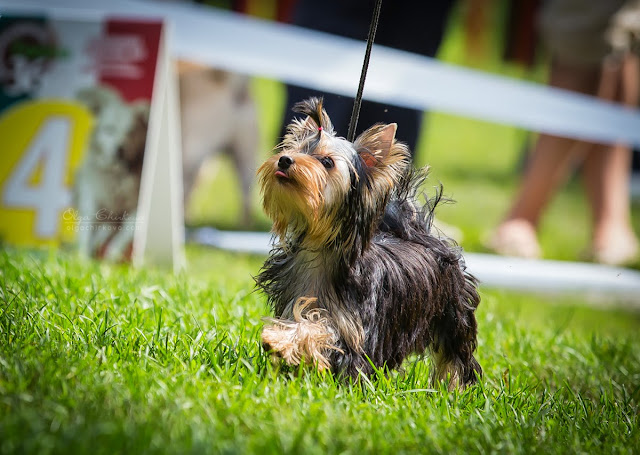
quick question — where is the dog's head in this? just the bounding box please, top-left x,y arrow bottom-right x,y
116,102 -> 149,175
257,97 -> 411,251
78,86 -> 148,169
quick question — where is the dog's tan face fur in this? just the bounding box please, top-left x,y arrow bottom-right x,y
257,115 -> 403,250
257,123 -> 354,245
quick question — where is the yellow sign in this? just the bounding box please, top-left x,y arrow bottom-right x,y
0,100 -> 92,246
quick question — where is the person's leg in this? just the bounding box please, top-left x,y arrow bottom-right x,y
583,141 -> 637,264
489,136 -> 587,258
582,54 -> 639,265
490,59 -> 600,258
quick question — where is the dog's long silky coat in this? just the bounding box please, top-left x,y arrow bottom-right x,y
256,98 -> 481,388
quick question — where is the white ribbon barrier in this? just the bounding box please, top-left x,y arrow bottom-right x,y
3,0 -> 640,147
191,227 -> 640,304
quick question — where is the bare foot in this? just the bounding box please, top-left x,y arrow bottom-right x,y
488,219 -> 542,259
591,228 -> 640,266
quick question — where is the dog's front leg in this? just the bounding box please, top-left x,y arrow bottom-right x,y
261,297 -> 342,371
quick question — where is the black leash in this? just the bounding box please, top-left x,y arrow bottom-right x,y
346,0 -> 383,142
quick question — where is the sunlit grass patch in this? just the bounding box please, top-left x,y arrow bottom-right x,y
1,248 -> 638,454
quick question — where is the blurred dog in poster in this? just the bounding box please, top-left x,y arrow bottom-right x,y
74,85 -> 149,261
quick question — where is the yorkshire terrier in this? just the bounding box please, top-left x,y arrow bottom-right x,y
256,98 -> 481,389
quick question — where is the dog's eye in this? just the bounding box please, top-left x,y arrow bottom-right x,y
318,156 -> 334,169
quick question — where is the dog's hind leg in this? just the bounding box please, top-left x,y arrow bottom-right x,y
429,348 -> 482,391
429,270 -> 482,390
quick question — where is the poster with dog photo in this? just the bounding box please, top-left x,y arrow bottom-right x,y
0,14 -> 184,268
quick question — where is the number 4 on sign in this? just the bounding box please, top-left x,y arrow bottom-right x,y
2,116 -> 72,237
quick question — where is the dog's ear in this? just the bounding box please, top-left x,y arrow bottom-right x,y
355,123 -> 410,194
354,123 -> 397,169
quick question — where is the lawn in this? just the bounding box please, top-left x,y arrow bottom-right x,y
2,3 -> 640,454
1,247 -> 639,454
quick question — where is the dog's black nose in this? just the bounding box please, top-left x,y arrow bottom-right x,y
278,155 -> 294,170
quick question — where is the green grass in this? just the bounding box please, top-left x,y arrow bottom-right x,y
3,4 -> 640,453
1,247 -> 639,454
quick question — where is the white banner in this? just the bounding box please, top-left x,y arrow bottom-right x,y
2,0 -> 640,148
191,227 -> 640,303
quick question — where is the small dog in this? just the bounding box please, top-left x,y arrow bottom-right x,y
256,98 -> 482,389
74,85 -> 149,261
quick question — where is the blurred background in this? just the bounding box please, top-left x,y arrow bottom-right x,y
176,0 -> 640,266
